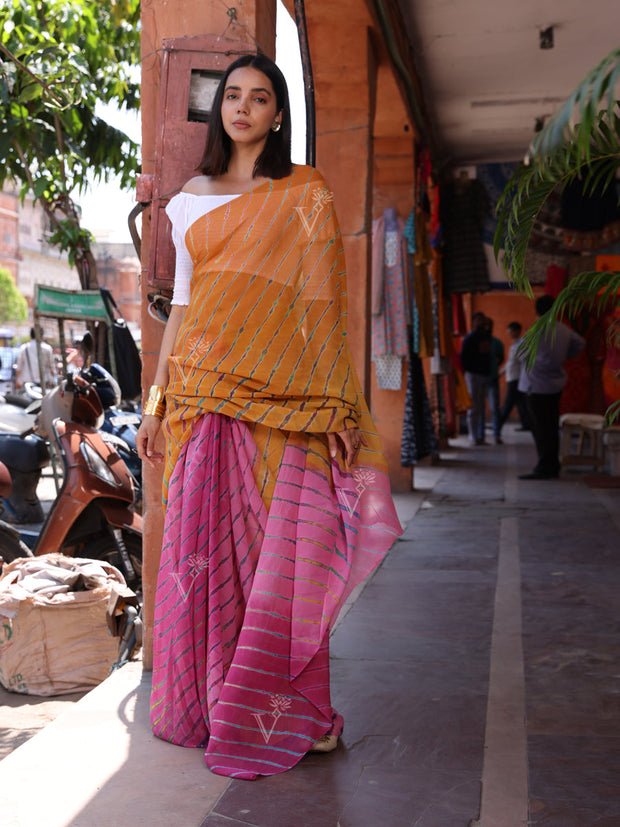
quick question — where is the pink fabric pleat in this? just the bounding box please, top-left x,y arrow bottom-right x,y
150,413 -> 400,778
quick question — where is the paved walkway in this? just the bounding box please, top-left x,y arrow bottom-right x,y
0,428 -> 618,826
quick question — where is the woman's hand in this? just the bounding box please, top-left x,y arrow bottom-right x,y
136,415 -> 165,468
327,427 -> 367,467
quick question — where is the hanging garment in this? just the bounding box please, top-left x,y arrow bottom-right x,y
371,208 -> 409,389
440,177 -> 491,294
408,208 -> 434,358
401,340 -> 439,466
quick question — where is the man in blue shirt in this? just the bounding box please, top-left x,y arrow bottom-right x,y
460,311 -> 492,445
518,295 -> 585,479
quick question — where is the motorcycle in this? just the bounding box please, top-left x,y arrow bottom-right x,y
0,430 -> 50,524
0,461 -> 32,563
80,363 -> 142,508
0,381 -> 42,434
0,373 -> 142,588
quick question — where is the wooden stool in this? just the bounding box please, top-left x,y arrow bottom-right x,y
559,413 -> 605,471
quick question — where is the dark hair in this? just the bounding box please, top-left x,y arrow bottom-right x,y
535,295 -> 555,316
507,321 -> 522,335
198,54 -> 292,180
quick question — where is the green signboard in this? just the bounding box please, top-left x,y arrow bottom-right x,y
35,286 -> 109,321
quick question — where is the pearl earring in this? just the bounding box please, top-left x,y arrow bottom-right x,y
271,121 -> 281,133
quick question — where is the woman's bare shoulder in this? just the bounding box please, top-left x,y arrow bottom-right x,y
181,175 -> 217,195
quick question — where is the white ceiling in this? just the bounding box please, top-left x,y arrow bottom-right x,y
397,0 -> 620,165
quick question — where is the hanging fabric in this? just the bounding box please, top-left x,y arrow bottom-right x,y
371,208 -> 409,390
401,337 -> 439,466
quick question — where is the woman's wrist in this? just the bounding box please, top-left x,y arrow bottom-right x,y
144,384 -> 166,419
147,384 -> 166,402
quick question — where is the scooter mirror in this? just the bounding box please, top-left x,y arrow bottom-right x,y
71,376 -> 105,429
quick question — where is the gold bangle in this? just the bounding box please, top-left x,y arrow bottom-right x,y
143,400 -> 166,419
147,385 -> 166,403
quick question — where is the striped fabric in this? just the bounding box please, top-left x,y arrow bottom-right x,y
151,165 -> 402,778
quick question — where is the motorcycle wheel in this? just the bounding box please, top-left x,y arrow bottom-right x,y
0,524 -> 33,565
80,533 -> 142,592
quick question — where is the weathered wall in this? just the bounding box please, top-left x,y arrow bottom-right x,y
140,0 -> 277,668
370,60 -> 416,490
283,0 -> 417,491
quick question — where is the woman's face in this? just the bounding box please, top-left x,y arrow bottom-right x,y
220,66 -> 281,149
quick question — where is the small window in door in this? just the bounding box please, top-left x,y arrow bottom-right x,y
188,70 -> 222,123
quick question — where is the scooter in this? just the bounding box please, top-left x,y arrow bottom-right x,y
0,381 -> 42,434
0,461 -> 32,563
80,363 -> 142,509
0,430 -> 50,523
0,374 -> 143,588
0,364 -> 142,526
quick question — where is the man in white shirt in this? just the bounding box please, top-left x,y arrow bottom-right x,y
15,327 -> 56,390
518,296 -> 585,480
498,321 -> 530,434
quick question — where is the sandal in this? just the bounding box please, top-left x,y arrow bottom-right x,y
310,732 -> 339,753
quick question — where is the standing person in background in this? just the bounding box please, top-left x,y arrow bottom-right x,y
478,316 -> 505,445
498,321 -> 530,435
460,311 -> 491,445
15,326 -> 56,390
518,295 -> 585,480
136,54 -> 401,780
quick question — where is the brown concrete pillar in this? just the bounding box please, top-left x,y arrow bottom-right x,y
140,0 -> 276,669
292,0 -> 416,491
370,61 -> 416,491
300,3 -> 375,392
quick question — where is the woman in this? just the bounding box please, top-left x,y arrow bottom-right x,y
137,54 -> 401,780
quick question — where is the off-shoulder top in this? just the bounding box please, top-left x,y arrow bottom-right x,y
165,191 -> 240,305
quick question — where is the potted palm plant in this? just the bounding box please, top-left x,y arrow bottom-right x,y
494,46 -> 620,422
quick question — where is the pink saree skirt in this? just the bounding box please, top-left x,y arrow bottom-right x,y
150,412 -> 400,779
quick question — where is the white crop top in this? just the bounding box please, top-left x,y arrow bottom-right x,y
165,191 -> 240,306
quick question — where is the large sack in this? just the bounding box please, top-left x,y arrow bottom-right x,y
0,554 -> 125,696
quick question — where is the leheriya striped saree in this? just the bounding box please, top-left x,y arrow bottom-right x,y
150,165 -> 402,778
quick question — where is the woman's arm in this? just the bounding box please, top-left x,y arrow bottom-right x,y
136,303 -> 187,466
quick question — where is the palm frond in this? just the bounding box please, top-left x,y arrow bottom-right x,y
606,399 -> 620,426
520,271 -> 620,373
528,46 -> 620,160
548,270 -> 620,321
494,109 -> 620,293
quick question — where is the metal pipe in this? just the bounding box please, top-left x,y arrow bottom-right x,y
293,0 -> 315,166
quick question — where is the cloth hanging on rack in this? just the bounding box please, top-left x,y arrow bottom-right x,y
406,208 -> 434,358
371,214 -> 385,316
371,208 -> 409,389
401,338 -> 439,466
544,264 -> 567,298
440,177 -> 490,294
451,294 -> 467,337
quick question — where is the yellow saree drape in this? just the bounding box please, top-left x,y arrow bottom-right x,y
163,164 -> 387,503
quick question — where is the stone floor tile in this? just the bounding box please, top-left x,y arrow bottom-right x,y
528,735 -> 620,820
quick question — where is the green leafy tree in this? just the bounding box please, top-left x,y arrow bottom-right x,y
494,46 -> 620,421
0,0 -> 140,289
0,266 -> 28,324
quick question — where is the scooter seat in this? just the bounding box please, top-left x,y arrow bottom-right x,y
2,392 -> 34,410
0,433 -> 50,472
